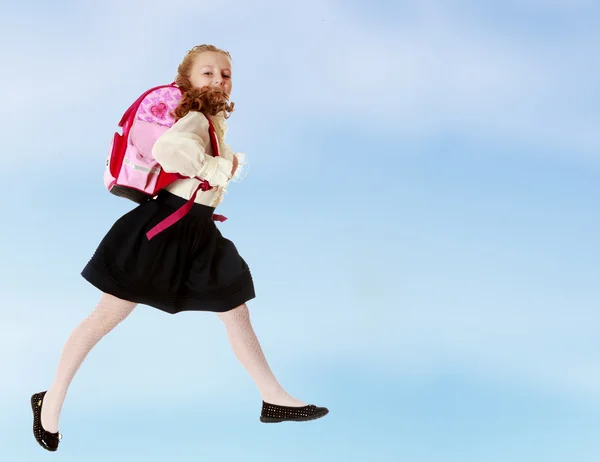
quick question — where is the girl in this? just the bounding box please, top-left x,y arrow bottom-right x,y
31,44 -> 328,452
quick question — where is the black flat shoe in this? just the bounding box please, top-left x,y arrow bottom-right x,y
31,391 -> 62,452
260,401 -> 329,423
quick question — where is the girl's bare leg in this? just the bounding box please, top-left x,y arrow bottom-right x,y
40,293 -> 136,432
217,304 -> 306,407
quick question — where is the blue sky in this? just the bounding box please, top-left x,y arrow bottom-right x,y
1,0 -> 599,461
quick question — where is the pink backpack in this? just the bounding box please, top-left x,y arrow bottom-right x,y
105,83 -> 226,241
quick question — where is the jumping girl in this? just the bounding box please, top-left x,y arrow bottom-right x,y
31,44 -> 328,452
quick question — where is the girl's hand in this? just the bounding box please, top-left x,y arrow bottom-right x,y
230,155 -> 239,179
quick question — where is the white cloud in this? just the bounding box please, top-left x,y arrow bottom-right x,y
0,0 -> 597,172
1,0 -> 599,415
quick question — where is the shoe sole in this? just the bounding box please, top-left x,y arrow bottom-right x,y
260,408 -> 329,423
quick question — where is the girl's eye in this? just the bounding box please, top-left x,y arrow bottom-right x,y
204,72 -> 213,76
223,75 -> 231,79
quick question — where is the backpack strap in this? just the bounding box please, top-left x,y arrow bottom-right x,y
205,118 -> 228,223
145,115 -> 228,241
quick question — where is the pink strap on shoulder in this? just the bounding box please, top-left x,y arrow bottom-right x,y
206,117 -> 220,157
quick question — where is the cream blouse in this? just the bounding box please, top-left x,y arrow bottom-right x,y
152,111 -> 247,208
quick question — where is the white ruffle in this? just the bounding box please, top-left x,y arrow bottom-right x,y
231,151 -> 249,183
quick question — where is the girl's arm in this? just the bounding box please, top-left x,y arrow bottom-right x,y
152,111 -> 233,187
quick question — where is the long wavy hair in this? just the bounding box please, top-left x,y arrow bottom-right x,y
172,44 -> 235,121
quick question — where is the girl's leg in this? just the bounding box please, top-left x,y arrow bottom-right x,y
41,293 -> 136,433
217,304 -> 306,407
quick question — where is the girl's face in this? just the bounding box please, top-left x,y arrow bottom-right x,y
189,51 -> 233,96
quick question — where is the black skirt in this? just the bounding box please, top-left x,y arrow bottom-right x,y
81,190 -> 255,314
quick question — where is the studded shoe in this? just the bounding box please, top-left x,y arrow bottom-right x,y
31,391 -> 62,452
260,401 -> 329,423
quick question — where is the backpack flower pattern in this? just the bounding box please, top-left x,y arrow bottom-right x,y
137,87 -> 181,126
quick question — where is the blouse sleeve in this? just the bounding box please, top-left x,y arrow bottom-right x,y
152,111 -> 233,187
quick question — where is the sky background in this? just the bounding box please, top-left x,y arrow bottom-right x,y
1,0 -> 599,460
